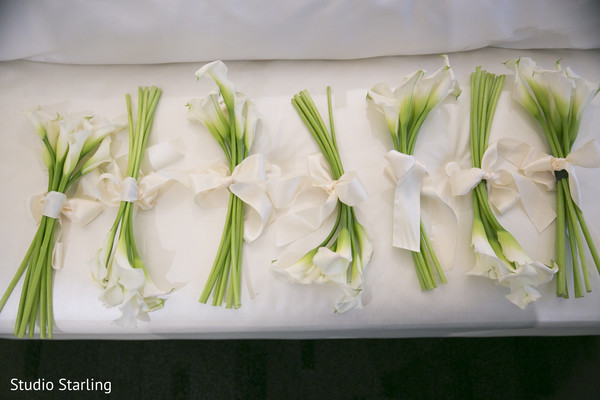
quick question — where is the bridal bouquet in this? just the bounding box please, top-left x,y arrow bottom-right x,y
272,87 -> 372,313
367,55 -> 460,290
506,57 -> 600,298
464,67 -> 555,308
91,86 -> 171,327
187,61 -> 261,308
0,108 -> 120,338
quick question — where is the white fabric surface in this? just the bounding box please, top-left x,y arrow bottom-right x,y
0,1 -> 599,64
0,48 -> 599,338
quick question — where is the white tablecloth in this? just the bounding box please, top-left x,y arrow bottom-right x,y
1,47 -> 599,338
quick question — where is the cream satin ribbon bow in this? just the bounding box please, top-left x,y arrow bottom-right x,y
272,153 -> 368,247
29,191 -> 104,269
384,150 -> 427,252
447,139 -> 556,233
82,140 -> 186,210
188,153 -> 278,243
518,139 -> 600,210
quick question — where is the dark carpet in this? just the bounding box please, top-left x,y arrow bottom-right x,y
1,336 -> 599,399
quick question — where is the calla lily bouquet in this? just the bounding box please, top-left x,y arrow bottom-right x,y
467,67 -> 555,308
92,86 -> 168,328
506,57 -> 600,298
188,61 -> 259,308
273,87 -> 372,313
367,55 -> 460,290
0,108 -> 121,338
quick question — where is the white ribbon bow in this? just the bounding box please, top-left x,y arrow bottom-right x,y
384,150 -> 427,252
81,140 -> 186,210
273,153 -> 368,247
189,153 -> 277,242
447,139 -> 556,233
520,139 -> 600,209
29,191 -> 104,269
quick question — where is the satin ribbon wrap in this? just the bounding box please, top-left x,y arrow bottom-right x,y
29,191 -> 104,269
519,139 -> 600,210
271,153 -> 368,247
188,153 -> 278,242
447,139 -> 556,233
384,150 -> 427,252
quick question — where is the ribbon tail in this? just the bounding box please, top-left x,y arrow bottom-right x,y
334,172 -> 368,207
511,173 -> 556,233
391,166 -> 426,252
27,194 -> 45,224
230,182 -> 273,243
566,165 -> 583,209
65,198 -> 105,226
421,178 -> 459,271
275,194 -> 338,247
449,167 -> 486,197
52,220 -> 64,270
144,139 -> 185,171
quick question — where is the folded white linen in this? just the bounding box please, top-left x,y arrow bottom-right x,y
1,0 -> 598,64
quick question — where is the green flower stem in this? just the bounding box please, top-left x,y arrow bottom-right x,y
555,182 -> 567,297
212,252 -> 228,306
45,246 -> 54,339
0,225 -> 41,312
16,217 -> 56,337
292,91 -> 343,178
471,68 -> 482,167
566,203 -> 583,297
317,205 -> 343,249
474,184 -> 503,232
200,192 -> 234,304
421,220 -> 446,284
483,75 -> 505,151
574,204 -> 600,274
562,182 -> 591,293
412,252 -> 428,289
230,194 -> 244,309
12,223 -> 44,336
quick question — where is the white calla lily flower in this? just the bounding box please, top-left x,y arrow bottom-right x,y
233,95 -> 247,141
354,222 -> 373,268
82,116 -> 124,155
508,61 -> 542,119
187,93 -> 230,143
63,128 -> 92,176
195,60 -> 236,111
470,218 -> 556,309
368,56 -> 459,139
81,136 -> 112,175
24,107 -> 49,139
243,100 -> 259,151
413,55 -> 461,118
566,67 -> 600,130
95,235 -> 168,327
271,249 -> 326,285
